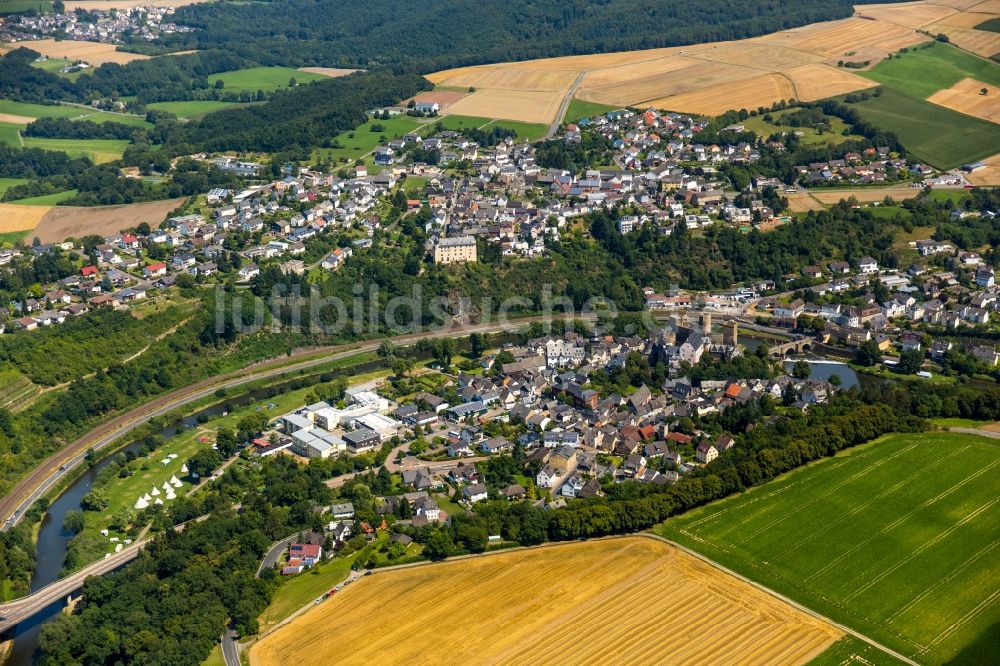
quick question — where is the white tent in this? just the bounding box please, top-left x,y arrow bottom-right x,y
181,463 -> 189,474
142,493 -> 152,502
154,498 -> 164,505
165,490 -> 176,501
162,481 -> 172,492
114,543 -> 123,553
134,496 -> 149,510
150,486 -> 160,496
170,475 -> 183,488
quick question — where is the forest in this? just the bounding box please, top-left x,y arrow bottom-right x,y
147,0 -> 865,73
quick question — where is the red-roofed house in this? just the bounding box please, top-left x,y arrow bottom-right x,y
289,543 -> 322,566
81,265 -> 98,277
144,262 -> 167,278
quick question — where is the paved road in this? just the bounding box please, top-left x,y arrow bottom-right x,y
0,314 -> 590,532
0,538 -> 149,633
545,71 -> 586,139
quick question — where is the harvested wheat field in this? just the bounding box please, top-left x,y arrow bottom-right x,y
443,89 -> 564,123
0,113 -> 35,124
428,5 -> 953,122
965,152 -> 1000,184
296,67 -> 359,78
1,39 -> 149,64
648,72 -> 796,116
928,24 -> 1000,56
935,10 -> 1000,28
855,1 -> 959,29
928,77 -> 1000,122
32,198 -> 185,243
0,205 -> 52,233
787,185 -> 922,211
785,64 -> 877,101
249,537 -> 843,666
403,90 -> 468,108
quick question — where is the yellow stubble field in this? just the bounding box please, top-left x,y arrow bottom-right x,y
0,205 -> 52,234
928,77 -> 1000,122
0,39 -> 149,64
248,537 -> 843,666
425,4 -> 956,122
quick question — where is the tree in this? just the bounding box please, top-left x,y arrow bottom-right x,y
109,506 -> 134,531
62,510 -> 85,534
215,427 -> 240,457
792,360 -> 811,379
982,87 -> 989,96
213,79 -> 224,90
855,340 -> 881,367
829,373 -> 842,386
469,332 -> 488,357
187,448 -> 222,479
236,411 -> 268,442
423,529 -> 453,560
81,489 -> 109,511
898,349 -> 924,374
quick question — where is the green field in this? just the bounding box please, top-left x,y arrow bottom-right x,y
847,88 -> 1000,169
430,114 -> 548,140
658,432 -> 1000,665
208,66 -> 327,93
0,177 -> 28,196
312,114 -> 429,164
29,56 -> 84,80
743,107 -> 864,146
862,42 -> 1000,99
564,98 -> 619,123
0,0 -> 50,15
8,189 -> 78,205
20,136 -> 129,163
809,636 -> 905,666
0,100 -> 147,125
0,122 -> 22,146
145,100 -> 245,120
974,17 -> 1000,33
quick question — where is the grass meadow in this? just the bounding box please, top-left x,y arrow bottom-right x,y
564,98 -> 619,123
862,41 -> 1000,99
657,431 -> 1000,665
207,66 -> 327,93
847,88 -> 1000,169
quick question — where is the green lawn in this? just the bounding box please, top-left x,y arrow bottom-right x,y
20,137 -> 129,163
489,119 -> 549,141
0,177 -> 27,196
311,114 -> 429,164
847,88 -> 1000,169
0,122 -> 22,146
201,644 -> 226,666
258,548 -> 367,630
0,0 -> 51,14
8,189 -> 78,205
0,99 -> 145,125
657,432 -> 1000,665
564,98 -> 619,123
29,56 -> 85,80
743,107 -> 865,146
146,100 -> 249,121
208,66 -> 327,93
431,115 -> 548,140
862,41 -> 1000,99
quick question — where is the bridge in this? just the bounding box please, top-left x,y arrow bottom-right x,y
0,539 -> 149,633
767,337 -> 814,358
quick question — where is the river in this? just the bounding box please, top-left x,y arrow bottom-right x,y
4,357 -> 390,665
